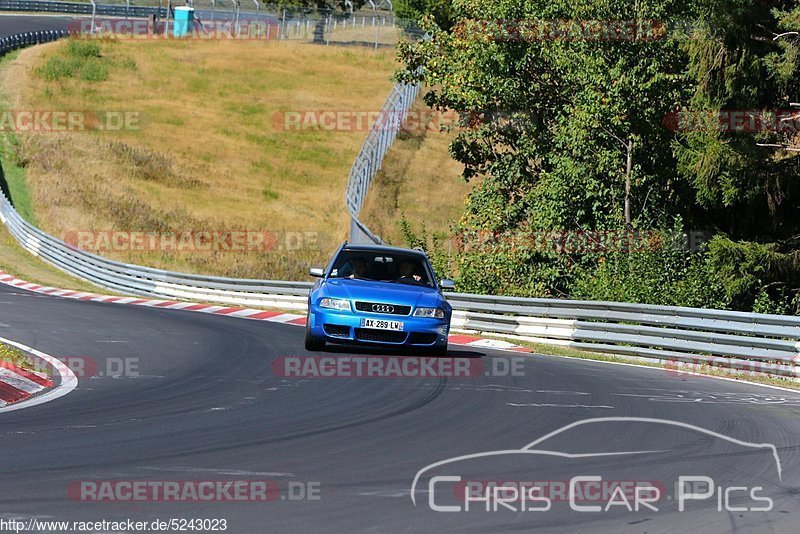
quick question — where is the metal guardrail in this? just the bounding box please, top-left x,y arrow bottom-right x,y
0,190 -> 312,309
345,82 -> 420,244
0,29 -> 67,53
0,32 -> 797,379
448,293 -> 800,377
3,179 -> 796,376
0,0 -> 407,47
0,0 -> 167,17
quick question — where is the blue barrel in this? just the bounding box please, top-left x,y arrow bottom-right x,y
173,6 -> 195,37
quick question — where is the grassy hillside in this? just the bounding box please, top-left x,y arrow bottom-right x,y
1,38 -> 398,280
359,94 -> 471,246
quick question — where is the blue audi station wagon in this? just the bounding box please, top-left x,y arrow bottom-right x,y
305,243 -> 454,354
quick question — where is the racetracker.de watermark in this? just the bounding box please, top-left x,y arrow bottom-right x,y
455,479 -> 665,504
451,18 -> 694,42
273,110 -> 460,132
67,480 -> 320,502
664,357 -> 800,379
449,229 -> 670,254
69,18 -> 282,40
62,230 -> 319,253
272,356 -> 524,378
663,110 -> 800,133
272,109 -> 536,132
0,110 -> 141,133
58,356 -> 139,378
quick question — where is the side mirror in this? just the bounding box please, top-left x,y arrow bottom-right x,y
440,279 -> 455,291
309,267 -> 324,278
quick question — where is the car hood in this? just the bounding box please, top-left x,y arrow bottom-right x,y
322,279 -> 446,308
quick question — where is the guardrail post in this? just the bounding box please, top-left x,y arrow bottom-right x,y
90,0 -> 96,33
164,0 -> 171,37
234,0 -> 240,36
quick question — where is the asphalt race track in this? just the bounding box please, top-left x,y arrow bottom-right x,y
1,14 -> 800,534
0,15 -> 72,36
2,281 -> 800,533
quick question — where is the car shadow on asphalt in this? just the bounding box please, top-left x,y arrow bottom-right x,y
319,344 -> 486,359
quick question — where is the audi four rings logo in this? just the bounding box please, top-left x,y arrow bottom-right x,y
372,304 -> 394,313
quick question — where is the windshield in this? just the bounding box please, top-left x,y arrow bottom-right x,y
328,250 -> 434,287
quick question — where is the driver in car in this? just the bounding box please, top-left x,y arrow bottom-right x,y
397,259 -> 422,283
349,258 -> 369,279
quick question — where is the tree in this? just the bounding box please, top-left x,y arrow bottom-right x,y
674,0 -> 800,241
395,0 -> 455,31
670,0 -> 800,309
396,0 -> 800,311
397,0 -> 698,296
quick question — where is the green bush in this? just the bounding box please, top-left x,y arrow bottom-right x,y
752,287 -> 796,315
263,187 -> 279,201
36,40 -> 110,82
37,56 -> 80,80
570,245 -> 728,309
399,210 -> 800,313
706,236 -> 800,313
66,40 -> 101,59
119,57 -> 137,71
79,59 -> 110,82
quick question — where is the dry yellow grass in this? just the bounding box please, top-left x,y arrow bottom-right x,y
360,94 -> 472,246
325,22 -> 402,47
3,38 -> 399,279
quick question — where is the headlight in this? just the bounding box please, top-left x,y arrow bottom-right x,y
413,307 -> 445,319
319,298 -> 352,311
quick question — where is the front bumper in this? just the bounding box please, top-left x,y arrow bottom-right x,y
308,307 -> 450,347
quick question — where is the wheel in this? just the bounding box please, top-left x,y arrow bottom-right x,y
304,319 -> 325,351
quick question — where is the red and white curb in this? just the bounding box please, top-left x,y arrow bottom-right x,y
0,271 -> 533,353
0,271 -> 309,326
0,335 -> 78,412
447,334 -> 532,353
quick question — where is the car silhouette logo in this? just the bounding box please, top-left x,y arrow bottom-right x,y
410,417 -> 784,506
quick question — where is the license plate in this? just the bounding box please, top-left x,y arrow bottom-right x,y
360,318 -> 404,331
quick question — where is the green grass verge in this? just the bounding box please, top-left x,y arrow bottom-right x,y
0,341 -> 48,374
0,50 -> 37,224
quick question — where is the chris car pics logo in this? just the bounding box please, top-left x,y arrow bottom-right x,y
411,417 -> 782,514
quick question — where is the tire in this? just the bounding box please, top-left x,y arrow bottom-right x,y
304,320 -> 325,351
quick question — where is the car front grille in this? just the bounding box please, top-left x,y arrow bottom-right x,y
354,301 -> 412,315
324,324 -> 350,338
408,333 -> 438,345
355,328 -> 408,343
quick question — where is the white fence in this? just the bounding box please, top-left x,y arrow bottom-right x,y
345,83 -> 420,244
